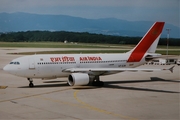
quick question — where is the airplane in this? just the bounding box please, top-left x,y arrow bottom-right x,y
3,22 -> 174,87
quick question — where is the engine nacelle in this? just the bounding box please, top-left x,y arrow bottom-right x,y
68,73 -> 90,86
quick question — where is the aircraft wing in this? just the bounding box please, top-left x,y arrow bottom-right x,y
63,66 -> 174,73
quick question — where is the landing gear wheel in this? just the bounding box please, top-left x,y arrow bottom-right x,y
99,81 -> 104,86
29,82 -> 34,87
27,78 -> 34,88
92,76 -> 104,86
92,81 -> 104,86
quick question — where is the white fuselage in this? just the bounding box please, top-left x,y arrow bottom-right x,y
4,53 -> 147,79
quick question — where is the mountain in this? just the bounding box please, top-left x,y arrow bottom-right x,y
0,12 -> 179,38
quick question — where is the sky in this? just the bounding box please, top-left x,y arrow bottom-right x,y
0,0 -> 179,27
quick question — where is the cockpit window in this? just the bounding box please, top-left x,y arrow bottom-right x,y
9,62 -> 20,65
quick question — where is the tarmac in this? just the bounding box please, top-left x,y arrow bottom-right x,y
0,48 -> 179,120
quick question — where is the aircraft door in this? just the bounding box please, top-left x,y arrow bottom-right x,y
76,61 -> 80,68
29,58 -> 35,69
75,56 -> 80,68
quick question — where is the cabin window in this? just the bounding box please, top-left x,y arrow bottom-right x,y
9,61 -> 20,65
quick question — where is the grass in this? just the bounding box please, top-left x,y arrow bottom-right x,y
157,45 -> 180,49
0,42 -> 111,48
8,49 -> 180,55
1,42 -> 179,55
8,50 -> 129,55
156,50 -> 180,55
1,42 -> 179,49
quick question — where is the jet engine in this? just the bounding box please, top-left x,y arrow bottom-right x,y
68,73 -> 89,86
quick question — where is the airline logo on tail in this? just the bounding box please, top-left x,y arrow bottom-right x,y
127,22 -> 165,62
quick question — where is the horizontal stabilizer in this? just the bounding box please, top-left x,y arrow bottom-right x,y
163,66 -> 174,73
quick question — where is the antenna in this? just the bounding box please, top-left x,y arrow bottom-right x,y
166,28 -> 171,56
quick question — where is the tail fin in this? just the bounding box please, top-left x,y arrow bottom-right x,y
127,22 -> 165,62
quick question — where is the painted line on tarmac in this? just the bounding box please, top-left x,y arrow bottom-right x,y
0,87 -> 72,103
0,86 -> 8,89
73,90 -> 138,120
35,90 -> 138,120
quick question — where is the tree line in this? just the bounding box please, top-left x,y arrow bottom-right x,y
0,31 -> 179,46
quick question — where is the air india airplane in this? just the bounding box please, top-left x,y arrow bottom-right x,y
3,22 -> 174,87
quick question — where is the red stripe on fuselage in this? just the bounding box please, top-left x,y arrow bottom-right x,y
127,22 -> 165,62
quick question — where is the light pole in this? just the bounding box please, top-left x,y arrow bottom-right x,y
166,28 -> 171,56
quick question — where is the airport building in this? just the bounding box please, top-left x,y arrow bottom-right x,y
147,58 -> 178,65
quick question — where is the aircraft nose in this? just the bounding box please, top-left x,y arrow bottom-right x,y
3,65 -> 10,72
3,64 -> 24,77
3,65 -> 8,71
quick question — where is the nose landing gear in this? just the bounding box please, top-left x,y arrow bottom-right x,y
27,78 -> 34,87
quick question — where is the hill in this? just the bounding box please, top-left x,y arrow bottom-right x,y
0,12 -> 179,38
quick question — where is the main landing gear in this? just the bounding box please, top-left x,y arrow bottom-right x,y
92,76 -> 104,86
27,78 -> 34,88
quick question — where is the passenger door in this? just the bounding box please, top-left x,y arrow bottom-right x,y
29,59 -> 35,69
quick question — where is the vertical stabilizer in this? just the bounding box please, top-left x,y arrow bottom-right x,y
127,22 -> 165,62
